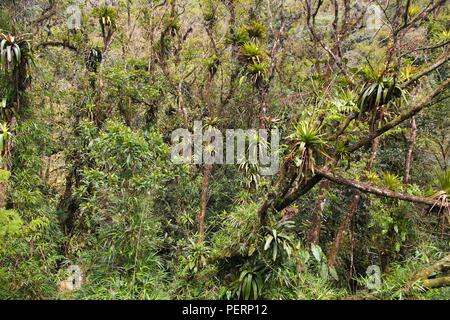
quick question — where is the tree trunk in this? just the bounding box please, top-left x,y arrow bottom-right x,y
423,276 -> 450,289
197,163 -> 212,242
403,116 -> 417,184
328,191 -> 361,267
328,138 -> 379,267
404,254 -> 450,292
258,87 -> 268,129
0,180 -> 6,208
308,179 -> 330,245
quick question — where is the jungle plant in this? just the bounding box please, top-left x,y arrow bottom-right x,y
204,55 -> 220,76
93,5 -> 117,31
408,4 -> 421,17
243,20 -> 266,40
246,61 -> 268,84
93,5 -> 117,47
357,62 -> 406,118
227,262 -> 265,300
333,89 -> 358,114
0,209 -> 23,250
229,29 -> 250,46
86,47 -> 103,72
164,17 -> 181,36
0,32 -> 33,72
309,244 -> 338,281
0,122 -> 11,166
287,120 -> 328,179
381,171 -> 403,191
238,132 -> 270,189
0,32 -> 33,121
238,41 -> 269,85
0,122 -> 9,153
241,42 -> 264,64
263,220 -> 295,261
239,160 -> 261,190
185,239 -> 210,273
431,169 -> 450,228
202,1 -> 217,28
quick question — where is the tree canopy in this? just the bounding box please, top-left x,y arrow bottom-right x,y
0,0 -> 449,300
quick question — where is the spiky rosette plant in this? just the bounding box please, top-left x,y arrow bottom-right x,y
93,5 -> 118,41
0,32 -> 33,120
431,170 -> 450,229
0,32 -> 33,74
357,63 -> 406,119
287,121 -> 329,180
243,20 -> 266,40
240,42 -> 268,85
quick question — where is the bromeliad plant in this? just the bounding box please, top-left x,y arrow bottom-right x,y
228,262 -> 265,300
263,220 -> 295,262
93,5 -> 117,47
243,20 -> 266,41
287,120 -> 329,180
357,62 -> 406,120
430,170 -> 450,230
0,32 -> 33,120
240,42 -> 268,85
0,32 -> 33,73
381,171 -> 403,191
184,239 -> 210,273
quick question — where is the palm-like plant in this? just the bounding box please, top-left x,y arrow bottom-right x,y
94,5 -> 117,30
93,5 -> 117,46
287,121 -> 328,179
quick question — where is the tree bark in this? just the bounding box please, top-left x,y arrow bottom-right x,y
316,168 -> 440,206
327,191 -> 360,267
197,163 -> 212,242
403,116 -> 417,184
404,254 -> 450,292
0,180 -> 6,208
422,276 -> 450,289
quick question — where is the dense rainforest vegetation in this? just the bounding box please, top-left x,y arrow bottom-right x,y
0,0 -> 449,300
